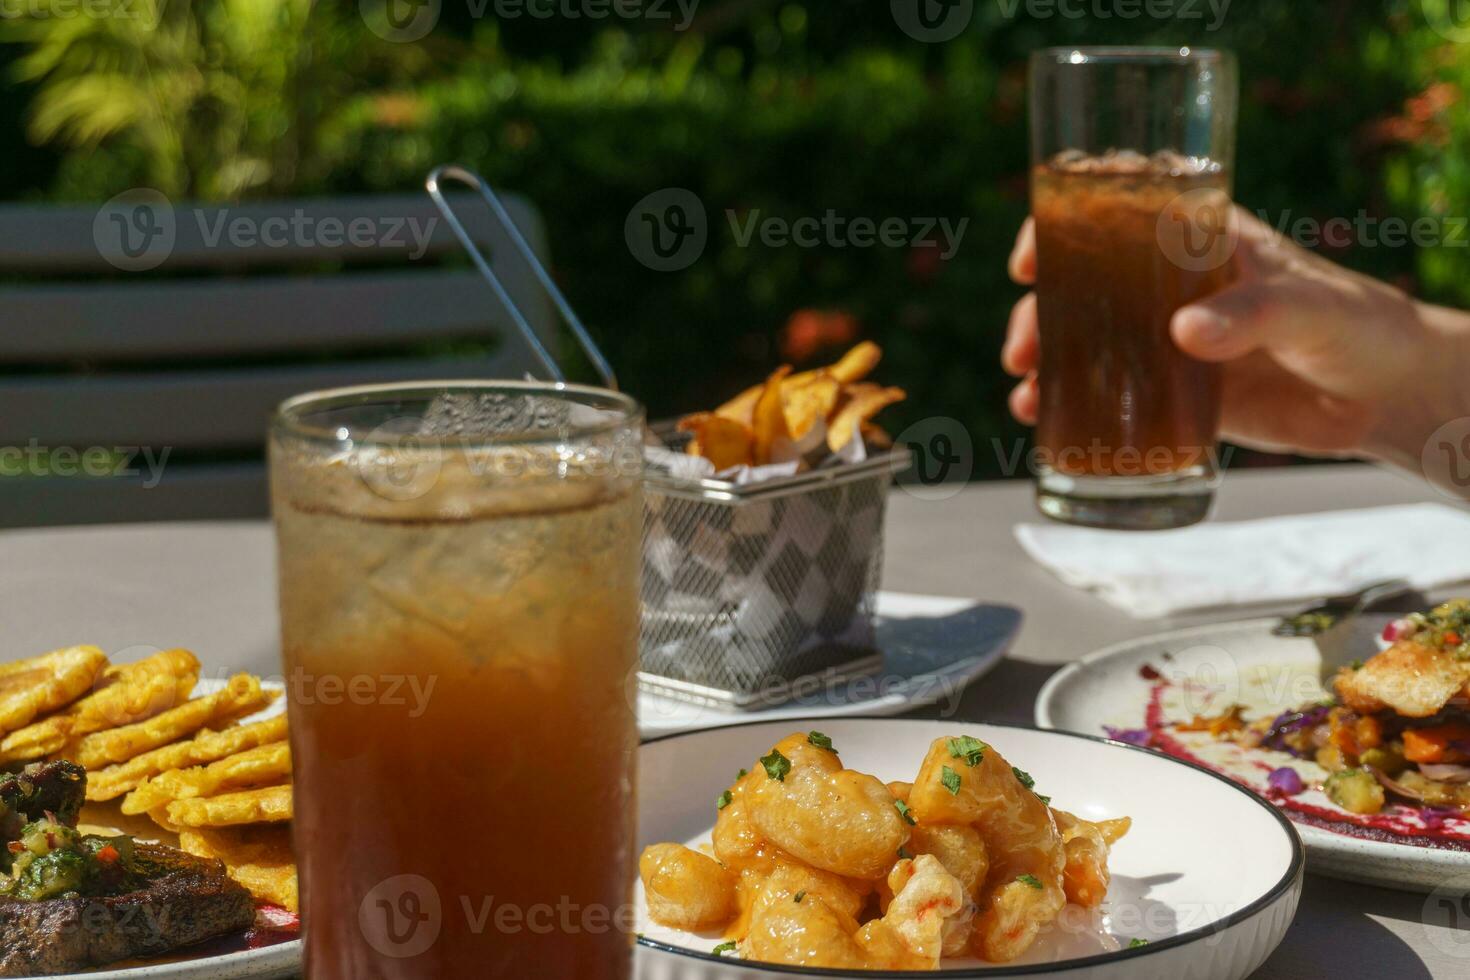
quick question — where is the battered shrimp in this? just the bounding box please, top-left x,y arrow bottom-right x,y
1052,809 -> 1130,909
908,736 -> 1066,962
749,734 -> 909,879
745,891 -> 868,969
639,843 -> 738,931
880,855 -> 975,965
713,766 -> 785,875
885,780 -> 989,903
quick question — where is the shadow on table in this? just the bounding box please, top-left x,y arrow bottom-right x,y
1256,875 -> 1437,979
900,657 -> 1061,728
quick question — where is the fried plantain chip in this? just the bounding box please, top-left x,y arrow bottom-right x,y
66,674 -> 269,771
87,715 -> 288,802
678,413 -> 755,471
0,646 -> 109,737
178,825 -> 298,912
751,366 -> 794,466
782,373 -> 842,442
827,384 -> 907,453
0,649 -> 200,764
167,783 -> 293,828
123,742 -> 292,815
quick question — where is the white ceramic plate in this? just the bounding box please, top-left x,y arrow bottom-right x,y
639,594 -> 1020,738
71,943 -> 300,980
634,718 -> 1302,979
1035,618 -> 1470,895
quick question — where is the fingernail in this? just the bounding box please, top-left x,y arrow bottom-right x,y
1179,308 -> 1230,346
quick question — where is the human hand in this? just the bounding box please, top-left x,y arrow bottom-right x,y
1001,206 -> 1467,472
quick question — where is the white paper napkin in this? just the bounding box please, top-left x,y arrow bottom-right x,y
1014,503 -> 1470,618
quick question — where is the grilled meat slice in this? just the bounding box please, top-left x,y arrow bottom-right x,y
0,842 -> 254,977
0,761 -> 86,831
1334,639 -> 1470,719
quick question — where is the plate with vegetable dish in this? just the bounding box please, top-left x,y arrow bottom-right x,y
1036,600 -> 1470,895
634,718 -> 1301,979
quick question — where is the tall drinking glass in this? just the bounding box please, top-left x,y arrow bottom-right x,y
269,382 -> 644,979
1029,47 -> 1239,529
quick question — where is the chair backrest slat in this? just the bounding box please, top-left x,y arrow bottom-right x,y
0,269 -> 515,361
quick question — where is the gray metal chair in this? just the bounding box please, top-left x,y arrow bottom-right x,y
0,193 -> 556,526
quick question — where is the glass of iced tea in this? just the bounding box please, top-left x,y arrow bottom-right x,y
269,382 -> 644,979
1029,47 -> 1238,529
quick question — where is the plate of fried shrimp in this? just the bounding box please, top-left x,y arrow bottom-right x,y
633,719 -> 1302,979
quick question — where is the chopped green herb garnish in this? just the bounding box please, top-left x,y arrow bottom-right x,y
940,765 -> 962,795
737,768 -> 748,780
897,845 -> 914,860
1012,767 -> 1035,790
947,736 -> 987,767
808,731 -> 835,752
794,891 -> 806,903
1128,938 -> 1149,948
1037,794 -> 1052,805
894,799 -> 917,825
1349,659 -> 1364,671
1017,874 -> 1043,890
712,941 -> 738,956
761,750 -> 792,782
716,790 -> 733,811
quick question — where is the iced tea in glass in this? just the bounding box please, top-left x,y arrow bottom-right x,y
270,382 -> 644,979
1029,48 -> 1239,529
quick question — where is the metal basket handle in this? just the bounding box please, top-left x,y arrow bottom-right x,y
425,165 -> 618,391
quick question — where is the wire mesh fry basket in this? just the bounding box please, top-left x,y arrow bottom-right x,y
428,167 -> 912,709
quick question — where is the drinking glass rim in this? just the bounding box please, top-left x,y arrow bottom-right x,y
1032,46 -> 1232,66
272,379 -> 645,447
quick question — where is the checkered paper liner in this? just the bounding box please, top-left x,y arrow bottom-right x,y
640,443 -> 911,706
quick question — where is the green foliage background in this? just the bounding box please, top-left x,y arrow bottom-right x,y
0,0 -> 1464,476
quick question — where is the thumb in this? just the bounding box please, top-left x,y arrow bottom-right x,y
1171,277 -> 1327,363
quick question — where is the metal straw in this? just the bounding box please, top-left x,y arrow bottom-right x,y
425,165 -> 619,391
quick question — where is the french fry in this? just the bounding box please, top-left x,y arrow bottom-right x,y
178,826 -> 298,913
123,742 -> 293,815
87,714 -> 288,802
678,413 -> 754,471
714,385 -> 762,426
167,783 -> 294,828
751,366 -> 793,465
782,373 -> 842,441
67,674 -> 269,770
827,340 -> 882,384
0,649 -> 200,763
0,645 -> 109,736
860,422 -> 893,450
827,384 -> 907,453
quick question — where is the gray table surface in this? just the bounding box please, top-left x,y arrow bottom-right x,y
0,463 -> 1463,977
